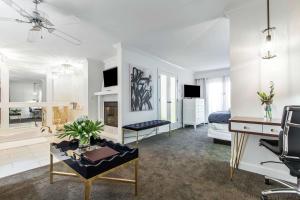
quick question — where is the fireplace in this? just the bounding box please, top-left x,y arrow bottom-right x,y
104,102 -> 118,127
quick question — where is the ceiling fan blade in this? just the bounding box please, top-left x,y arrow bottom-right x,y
1,0 -> 33,19
0,16 -> 30,23
40,16 -> 54,26
50,29 -> 81,46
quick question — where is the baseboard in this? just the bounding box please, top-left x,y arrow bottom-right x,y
238,161 -> 297,184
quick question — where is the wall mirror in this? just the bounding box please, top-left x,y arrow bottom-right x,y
9,107 -> 46,128
9,69 -> 47,102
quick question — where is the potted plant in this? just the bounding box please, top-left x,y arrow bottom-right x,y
257,81 -> 275,120
57,116 -> 104,149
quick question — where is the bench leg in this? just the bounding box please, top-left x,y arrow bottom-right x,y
169,124 -> 171,136
50,154 -> 53,184
136,131 -> 139,147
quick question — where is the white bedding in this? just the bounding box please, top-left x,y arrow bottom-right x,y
207,123 -> 231,141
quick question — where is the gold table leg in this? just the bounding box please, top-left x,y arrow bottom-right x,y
50,154 -> 139,199
230,132 -> 248,180
135,159 -> 138,196
50,154 -> 53,184
84,180 -> 92,200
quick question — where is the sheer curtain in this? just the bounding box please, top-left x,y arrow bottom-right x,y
206,76 -> 231,115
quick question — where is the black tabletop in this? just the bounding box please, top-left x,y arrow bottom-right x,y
50,138 -> 138,180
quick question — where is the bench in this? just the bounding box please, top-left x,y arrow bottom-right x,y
122,120 -> 171,144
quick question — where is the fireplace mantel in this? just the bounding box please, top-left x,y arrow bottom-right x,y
94,89 -> 119,96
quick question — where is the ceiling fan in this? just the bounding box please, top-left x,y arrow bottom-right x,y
0,0 -> 81,45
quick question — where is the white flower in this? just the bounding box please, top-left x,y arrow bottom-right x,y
76,115 -> 88,123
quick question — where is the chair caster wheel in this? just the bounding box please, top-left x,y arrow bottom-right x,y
261,195 -> 268,200
264,178 -> 271,185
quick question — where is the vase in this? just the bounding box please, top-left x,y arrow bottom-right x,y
79,137 -> 91,152
264,104 -> 272,121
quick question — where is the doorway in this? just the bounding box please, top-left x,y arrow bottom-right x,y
158,71 -> 178,130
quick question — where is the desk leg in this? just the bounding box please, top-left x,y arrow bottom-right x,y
230,132 -> 248,180
84,180 -> 92,200
50,154 -> 53,184
136,131 -> 139,147
122,129 -> 124,144
134,159 -> 138,196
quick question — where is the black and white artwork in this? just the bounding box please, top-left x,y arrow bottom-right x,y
130,65 -> 153,111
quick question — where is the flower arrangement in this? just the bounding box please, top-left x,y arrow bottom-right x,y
257,81 -> 275,120
57,116 -> 104,147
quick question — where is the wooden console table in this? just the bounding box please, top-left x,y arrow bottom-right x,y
229,117 -> 282,179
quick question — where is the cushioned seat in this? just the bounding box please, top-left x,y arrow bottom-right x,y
123,120 -> 170,131
284,159 -> 300,177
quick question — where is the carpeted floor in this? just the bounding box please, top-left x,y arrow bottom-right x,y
0,127 -> 299,200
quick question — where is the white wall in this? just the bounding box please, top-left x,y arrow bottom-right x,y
229,0 -> 300,183
87,58 -> 104,120
121,46 -> 194,127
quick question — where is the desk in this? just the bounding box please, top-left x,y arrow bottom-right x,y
229,117 -> 281,179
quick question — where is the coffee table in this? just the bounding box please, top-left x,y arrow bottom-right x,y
50,138 -> 139,200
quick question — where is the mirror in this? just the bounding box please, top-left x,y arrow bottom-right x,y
9,107 -> 46,128
9,69 -> 46,102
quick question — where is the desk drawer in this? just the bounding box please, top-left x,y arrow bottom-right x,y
263,125 -> 281,135
231,122 -> 262,133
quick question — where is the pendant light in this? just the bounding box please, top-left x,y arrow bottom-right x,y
261,0 -> 276,59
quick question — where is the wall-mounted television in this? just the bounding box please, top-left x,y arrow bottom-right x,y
103,67 -> 118,87
184,85 -> 200,98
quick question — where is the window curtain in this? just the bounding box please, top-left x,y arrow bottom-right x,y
196,76 -> 231,122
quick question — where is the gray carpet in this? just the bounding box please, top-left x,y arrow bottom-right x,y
0,127 -> 299,200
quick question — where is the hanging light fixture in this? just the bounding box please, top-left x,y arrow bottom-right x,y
261,0 -> 276,59
27,24 -> 43,43
61,64 -> 74,75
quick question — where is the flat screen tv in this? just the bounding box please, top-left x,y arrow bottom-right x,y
184,85 -> 200,98
103,67 -> 118,87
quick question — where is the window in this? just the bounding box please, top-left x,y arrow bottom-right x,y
206,76 -> 231,115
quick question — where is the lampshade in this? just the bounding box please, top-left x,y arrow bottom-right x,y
261,27 -> 276,59
27,25 -> 42,43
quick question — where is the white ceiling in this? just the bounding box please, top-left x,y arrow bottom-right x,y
0,0 -> 245,72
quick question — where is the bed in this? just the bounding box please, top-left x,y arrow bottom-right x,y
207,111 -> 231,142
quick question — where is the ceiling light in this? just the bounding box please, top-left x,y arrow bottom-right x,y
27,25 -> 42,43
261,0 -> 276,60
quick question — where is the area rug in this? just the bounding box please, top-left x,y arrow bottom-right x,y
0,127 -> 298,200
